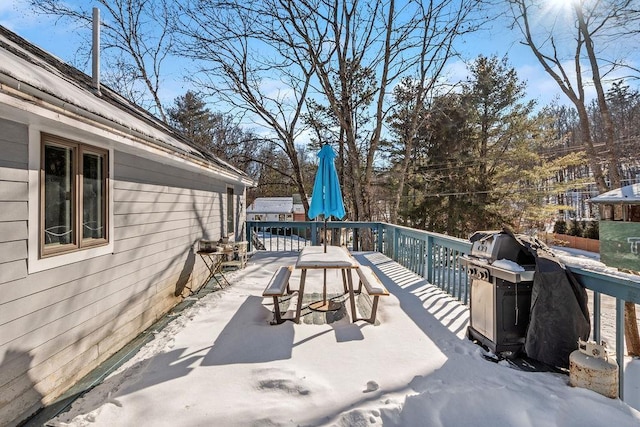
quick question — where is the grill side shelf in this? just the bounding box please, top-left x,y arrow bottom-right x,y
461,256 -> 534,283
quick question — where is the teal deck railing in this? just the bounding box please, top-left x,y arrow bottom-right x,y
246,220 -> 640,401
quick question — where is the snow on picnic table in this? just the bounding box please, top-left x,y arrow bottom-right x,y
48,251 -> 640,427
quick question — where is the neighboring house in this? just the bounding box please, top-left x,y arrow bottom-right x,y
247,196 -> 305,221
590,183 -> 640,271
0,26 -> 255,426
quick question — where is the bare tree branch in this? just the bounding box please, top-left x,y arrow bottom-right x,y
29,0 -> 175,121
508,0 -> 608,190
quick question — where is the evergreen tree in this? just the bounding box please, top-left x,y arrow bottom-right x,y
461,56 -> 535,231
167,90 -> 264,178
554,219 -> 567,235
568,218 -> 583,237
388,56 -> 589,237
410,93 -> 475,236
168,91 -> 216,150
585,221 -> 599,240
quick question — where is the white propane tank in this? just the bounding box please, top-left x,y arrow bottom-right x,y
569,339 -> 619,399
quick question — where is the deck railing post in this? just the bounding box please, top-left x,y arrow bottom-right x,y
616,298 -> 625,400
246,221 -> 252,252
593,291 -> 601,343
393,226 -> 399,261
311,222 -> 318,246
418,239 -> 425,277
425,235 -> 434,282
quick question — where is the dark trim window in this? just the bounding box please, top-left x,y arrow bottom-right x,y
41,133 -> 109,257
226,187 -> 234,236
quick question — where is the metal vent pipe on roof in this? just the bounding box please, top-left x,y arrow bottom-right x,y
92,7 -> 100,94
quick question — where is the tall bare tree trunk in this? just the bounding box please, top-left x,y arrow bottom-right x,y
575,5 -> 621,189
575,107 -> 608,191
625,302 -> 640,357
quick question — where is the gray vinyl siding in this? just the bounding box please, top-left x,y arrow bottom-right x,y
0,122 -> 242,426
0,120 -> 28,288
0,119 -> 32,424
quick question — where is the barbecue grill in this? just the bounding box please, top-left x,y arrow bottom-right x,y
462,231 -> 536,357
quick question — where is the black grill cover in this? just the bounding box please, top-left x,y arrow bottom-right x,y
508,232 -> 590,368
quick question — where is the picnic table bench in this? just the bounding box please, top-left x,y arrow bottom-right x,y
353,265 -> 389,324
262,265 -> 294,324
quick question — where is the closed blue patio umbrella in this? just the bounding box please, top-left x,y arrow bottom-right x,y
308,143 -> 346,311
308,143 -> 346,242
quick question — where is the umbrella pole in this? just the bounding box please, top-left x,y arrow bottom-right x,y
322,269 -> 327,304
323,217 -> 327,303
309,215 -> 342,312
323,217 -> 327,253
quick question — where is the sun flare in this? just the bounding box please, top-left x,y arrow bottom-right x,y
539,0 -> 578,25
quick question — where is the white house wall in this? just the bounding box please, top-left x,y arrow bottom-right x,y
0,116 -> 244,426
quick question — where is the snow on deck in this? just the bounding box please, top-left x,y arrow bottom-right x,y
47,251 -> 640,427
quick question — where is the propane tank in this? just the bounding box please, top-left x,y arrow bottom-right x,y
569,339 -> 619,399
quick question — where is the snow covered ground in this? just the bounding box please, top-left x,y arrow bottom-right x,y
46,250 -> 640,427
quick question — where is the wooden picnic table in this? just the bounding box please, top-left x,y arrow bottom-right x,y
293,245 -> 359,323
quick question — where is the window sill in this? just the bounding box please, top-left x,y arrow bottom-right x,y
28,242 -> 114,274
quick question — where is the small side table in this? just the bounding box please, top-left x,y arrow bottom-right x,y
197,250 -> 231,289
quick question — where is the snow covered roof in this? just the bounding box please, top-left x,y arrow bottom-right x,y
589,183 -> 640,204
0,26 -> 252,184
247,197 -> 294,214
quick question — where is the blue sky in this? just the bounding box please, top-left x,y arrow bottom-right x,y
1,0 -> 635,113
0,0 -> 193,109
